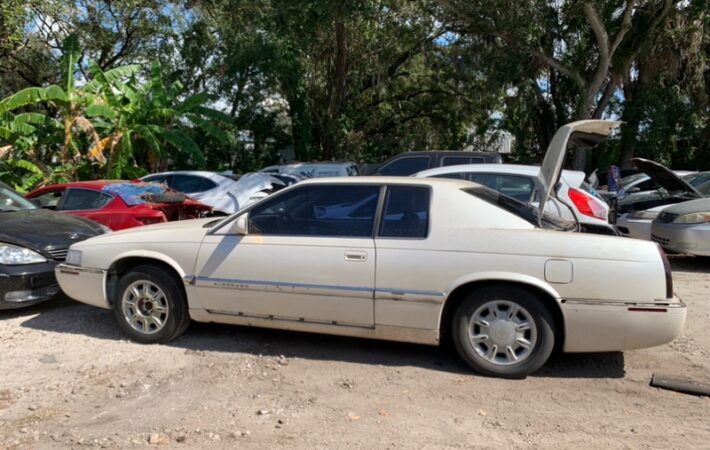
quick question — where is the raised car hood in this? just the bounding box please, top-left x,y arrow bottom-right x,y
537,120 -> 621,225
228,173 -> 284,210
0,209 -> 102,256
631,158 -> 702,197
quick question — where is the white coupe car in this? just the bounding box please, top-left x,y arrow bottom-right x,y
56,121 -> 685,378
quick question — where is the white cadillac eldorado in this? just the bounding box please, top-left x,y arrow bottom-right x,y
56,121 -> 686,378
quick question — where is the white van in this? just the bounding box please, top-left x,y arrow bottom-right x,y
261,162 -> 359,178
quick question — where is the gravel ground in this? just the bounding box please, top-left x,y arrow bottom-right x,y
1,255 -> 709,449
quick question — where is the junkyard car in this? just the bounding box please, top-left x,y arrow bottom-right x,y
0,182 -> 107,309
615,159 -> 710,239
26,180 -> 212,231
55,121 -> 685,378
141,171 -> 284,215
651,196 -> 710,256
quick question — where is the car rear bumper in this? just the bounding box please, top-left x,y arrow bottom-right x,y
55,264 -> 109,309
0,261 -> 61,310
651,221 -> 710,256
561,297 -> 686,352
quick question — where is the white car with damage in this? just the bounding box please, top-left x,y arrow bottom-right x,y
56,121 -> 685,378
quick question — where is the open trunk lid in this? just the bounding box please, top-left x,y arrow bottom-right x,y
537,120 -> 621,226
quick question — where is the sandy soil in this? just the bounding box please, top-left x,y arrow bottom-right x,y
1,256 -> 709,449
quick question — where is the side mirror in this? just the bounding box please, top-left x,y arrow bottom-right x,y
232,214 -> 248,235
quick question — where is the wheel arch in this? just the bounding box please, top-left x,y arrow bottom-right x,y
439,274 -> 565,351
105,252 -> 187,306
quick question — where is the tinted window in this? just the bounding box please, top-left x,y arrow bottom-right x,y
170,175 -> 216,193
463,187 -> 575,231
467,174 -> 535,202
441,156 -> 485,166
378,157 -> 429,176
379,186 -> 430,238
60,189 -> 113,211
249,185 -> 380,237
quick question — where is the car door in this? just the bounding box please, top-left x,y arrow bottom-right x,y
194,184 -> 380,327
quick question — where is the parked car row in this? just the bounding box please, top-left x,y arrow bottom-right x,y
47,120 -> 686,379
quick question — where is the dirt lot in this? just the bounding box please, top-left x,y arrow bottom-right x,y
1,256 -> 709,449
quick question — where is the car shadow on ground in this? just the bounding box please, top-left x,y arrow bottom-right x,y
13,295 -> 625,379
669,254 -> 710,273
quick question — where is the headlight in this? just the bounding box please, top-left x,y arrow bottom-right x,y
65,249 -> 82,266
0,243 -> 47,265
628,210 -> 660,220
672,212 -> 710,224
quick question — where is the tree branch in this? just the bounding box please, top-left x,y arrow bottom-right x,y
610,0 -> 636,55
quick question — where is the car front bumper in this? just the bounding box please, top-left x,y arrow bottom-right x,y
0,261 -> 61,310
651,221 -> 710,256
561,297 -> 686,353
55,264 -> 109,309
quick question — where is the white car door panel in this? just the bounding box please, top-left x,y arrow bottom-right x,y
194,184 -> 381,326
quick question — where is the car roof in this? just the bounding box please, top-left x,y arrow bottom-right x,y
415,163 -> 583,177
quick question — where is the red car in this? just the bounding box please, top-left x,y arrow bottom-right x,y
26,180 -> 212,231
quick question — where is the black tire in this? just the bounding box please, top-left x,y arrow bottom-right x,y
142,192 -> 186,204
452,286 -> 555,379
112,265 -> 191,343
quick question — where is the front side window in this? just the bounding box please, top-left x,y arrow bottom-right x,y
379,186 -> 430,238
378,156 -> 429,176
59,189 -> 113,211
248,185 -> 380,237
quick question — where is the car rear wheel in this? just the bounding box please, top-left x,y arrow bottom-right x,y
113,265 -> 190,343
452,286 -> 555,378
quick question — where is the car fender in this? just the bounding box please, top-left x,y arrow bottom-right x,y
444,271 -> 563,302
107,249 -> 187,278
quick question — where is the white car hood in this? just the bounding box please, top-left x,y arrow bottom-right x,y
537,120 -> 621,225
227,173 -> 284,211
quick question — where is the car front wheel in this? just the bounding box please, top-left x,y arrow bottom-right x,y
113,265 -> 190,343
452,286 -> 555,378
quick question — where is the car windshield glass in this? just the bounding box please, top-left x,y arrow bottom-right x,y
620,173 -> 647,188
462,186 -> 575,231
0,184 -> 37,212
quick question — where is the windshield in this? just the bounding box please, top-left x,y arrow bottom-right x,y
463,186 -> 576,231
0,184 -> 37,212
620,173 -> 648,189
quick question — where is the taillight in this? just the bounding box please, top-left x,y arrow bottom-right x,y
657,244 -> 673,298
568,187 -> 607,220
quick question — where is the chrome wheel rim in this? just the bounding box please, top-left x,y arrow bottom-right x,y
121,280 -> 169,335
468,300 -> 537,366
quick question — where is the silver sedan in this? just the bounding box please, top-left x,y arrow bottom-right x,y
651,196 -> 710,256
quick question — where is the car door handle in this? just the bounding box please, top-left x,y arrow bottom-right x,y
344,251 -> 367,262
